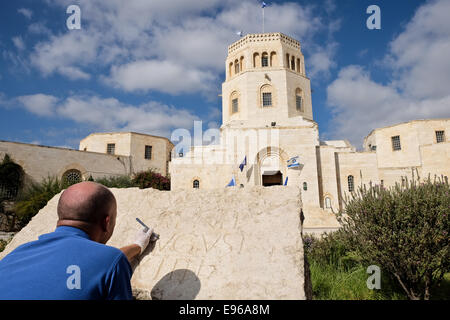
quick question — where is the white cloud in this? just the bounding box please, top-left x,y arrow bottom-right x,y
12,93 -> 199,138
16,94 -> 59,116
18,8 -> 33,19
29,0 -> 337,92
30,32 -> 98,80
12,36 -> 25,51
106,60 -> 216,94
28,22 -> 52,35
326,0 -> 450,148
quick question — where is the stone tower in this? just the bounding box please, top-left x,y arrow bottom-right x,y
222,33 -> 313,128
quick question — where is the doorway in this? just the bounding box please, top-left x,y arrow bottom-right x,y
262,171 -> 283,186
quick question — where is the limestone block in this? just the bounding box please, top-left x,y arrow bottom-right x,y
0,186 -> 306,300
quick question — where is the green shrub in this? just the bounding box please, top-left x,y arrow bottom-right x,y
132,169 -> 170,190
338,178 -> 450,300
0,240 -> 7,253
304,231 -> 361,271
14,176 -> 65,227
0,154 -> 24,201
95,175 -> 136,188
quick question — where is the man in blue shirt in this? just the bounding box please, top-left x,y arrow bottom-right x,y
0,182 -> 154,300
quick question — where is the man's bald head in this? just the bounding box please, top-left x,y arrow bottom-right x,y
57,182 -> 116,224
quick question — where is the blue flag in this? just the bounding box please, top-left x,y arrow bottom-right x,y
261,1 -> 267,8
226,176 -> 236,187
284,176 -> 288,186
287,156 -> 300,168
239,156 -> 247,172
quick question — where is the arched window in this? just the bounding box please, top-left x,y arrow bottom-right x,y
270,51 -> 277,66
303,182 -> 308,191
230,91 -> 239,114
295,88 -> 303,112
296,58 -> 300,73
63,169 -> 82,186
348,175 -> 354,192
286,53 -> 290,68
240,56 -> 244,72
253,52 -> 260,68
260,84 -> 274,108
325,197 -> 331,208
193,180 -> 200,189
261,52 -> 269,67
234,59 -> 240,74
229,62 -> 233,78
291,56 -> 296,70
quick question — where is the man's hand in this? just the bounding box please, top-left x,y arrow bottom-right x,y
133,228 -> 153,255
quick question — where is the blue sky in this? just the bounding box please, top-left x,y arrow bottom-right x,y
0,0 -> 449,149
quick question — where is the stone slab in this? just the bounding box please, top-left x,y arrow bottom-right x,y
0,186 -> 305,300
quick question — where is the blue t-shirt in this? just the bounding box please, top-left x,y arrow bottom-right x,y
0,226 -> 133,300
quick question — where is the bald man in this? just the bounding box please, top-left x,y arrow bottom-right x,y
0,182 -> 153,300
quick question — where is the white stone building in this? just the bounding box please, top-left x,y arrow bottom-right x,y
169,33 -> 450,225
0,132 -> 173,187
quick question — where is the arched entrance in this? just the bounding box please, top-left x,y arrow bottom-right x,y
254,146 -> 289,187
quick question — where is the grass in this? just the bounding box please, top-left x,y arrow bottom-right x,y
309,259 -> 406,300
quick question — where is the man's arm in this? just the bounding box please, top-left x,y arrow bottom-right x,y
120,228 -> 153,263
120,244 -> 141,263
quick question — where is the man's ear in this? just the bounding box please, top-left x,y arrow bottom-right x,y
101,215 -> 110,232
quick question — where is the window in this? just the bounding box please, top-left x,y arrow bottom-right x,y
232,98 -> 238,113
436,130 -> 445,143
270,51 -> 277,67
291,57 -> 295,70
234,60 -> 240,74
391,136 -> 401,151
303,182 -> 307,191
261,53 -> 269,67
380,180 -> 384,188
145,145 -> 152,160
348,175 -> 354,192
107,143 -> 115,155
63,169 -> 82,186
325,197 -> 331,209
253,52 -> 260,68
193,180 -> 200,189
295,88 -> 303,112
371,145 -> 377,151
262,93 -> 272,107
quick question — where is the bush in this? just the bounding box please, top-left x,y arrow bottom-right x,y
95,175 -> 136,189
338,178 -> 450,300
132,169 -> 170,191
14,176 -> 65,227
0,240 -> 7,253
304,230 -> 362,271
0,154 -> 24,201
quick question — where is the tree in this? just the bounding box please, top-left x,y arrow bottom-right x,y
338,178 -> 450,300
0,154 -> 25,201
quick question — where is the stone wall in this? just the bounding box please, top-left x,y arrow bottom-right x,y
0,140 -> 130,183
0,186 -> 307,300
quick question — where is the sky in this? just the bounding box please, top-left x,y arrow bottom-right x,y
0,0 -> 449,150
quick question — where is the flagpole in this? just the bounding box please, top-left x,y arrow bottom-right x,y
262,7 -> 265,33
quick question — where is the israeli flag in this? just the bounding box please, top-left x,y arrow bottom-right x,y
239,156 -> 247,172
287,156 -> 300,168
284,176 -> 288,186
261,1 -> 267,8
226,175 -> 236,187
